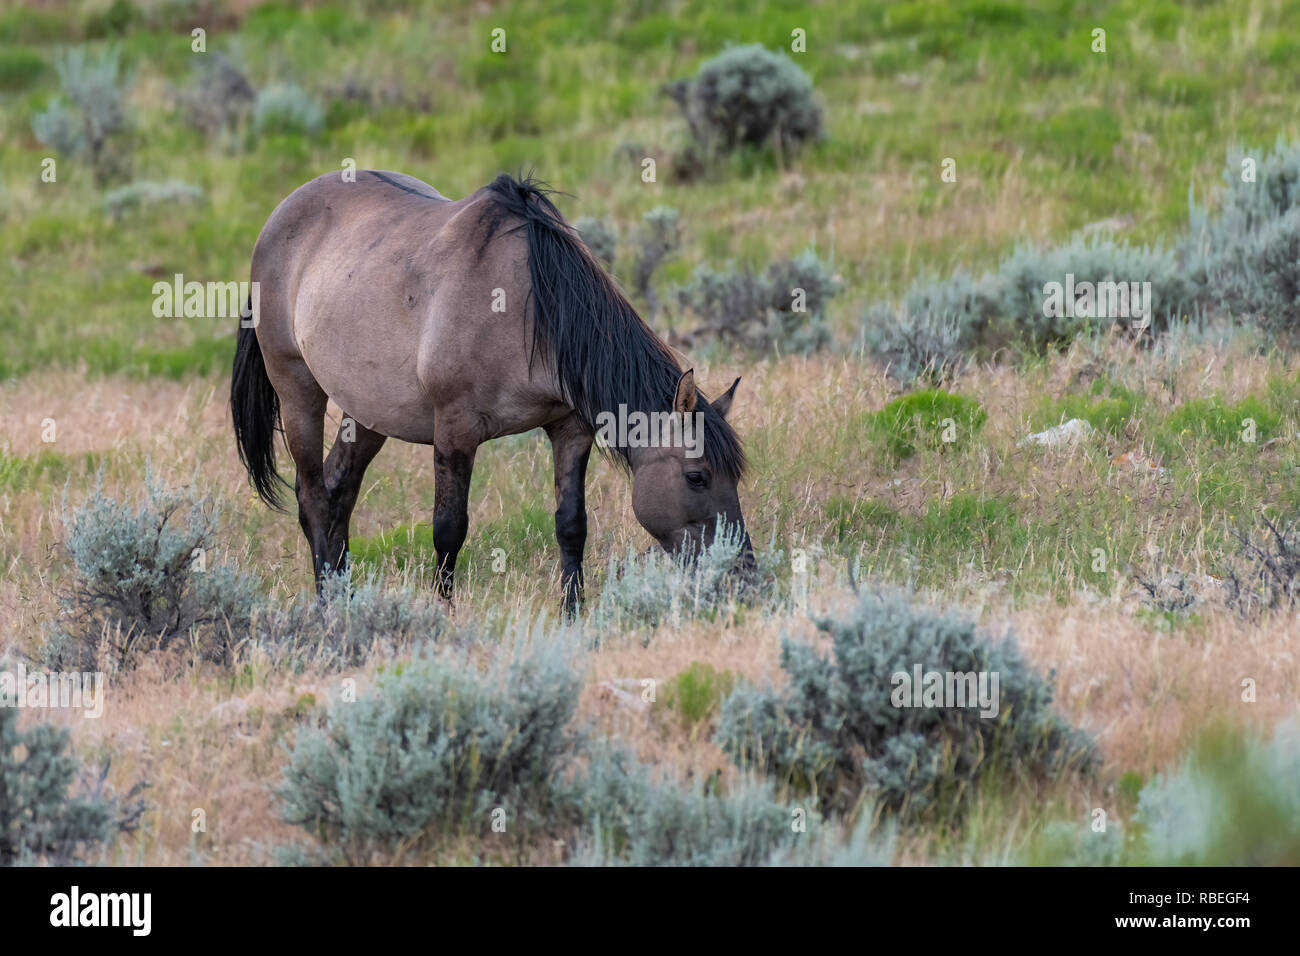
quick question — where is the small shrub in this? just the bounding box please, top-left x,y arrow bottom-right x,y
763,249 -> 841,353
173,50 -> 255,140
1193,206 -> 1300,334
869,388 -> 986,459
677,249 -> 840,354
1173,138 -> 1300,335
630,206 -> 679,322
676,261 -> 770,343
252,82 -> 324,137
999,236 -> 1190,347
590,519 -> 753,636
667,44 -> 824,161
47,476 -> 260,671
277,635 -> 580,862
573,216 -> 617,268
860,269 -> 988,382
1134,720 -> 1300,864
716,588 -> 1093,819
0,701 -> 144,865
1185,139 -> 1300,253
251,572 -> 447,671
31,46 -> 133,184
0,48 -> 46,91
1182,140 -> 1300,335
1024,819 -> 1126,866
1221,513 -> 1300,615
567,745 -> 800,866
863,236 -> 1192,378
862,138 -> 1300,374
103,179 -> 204,219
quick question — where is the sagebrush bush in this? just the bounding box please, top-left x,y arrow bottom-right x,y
667,44 -> 824,161
589,519 -> 761,636
631,206 -> 680,321
859,269 -> 987,381
864,138 -> 1300,377
31,46 -> 133,183
717,589 -> 1094,819
997,237 -> 1191,347
277,633 -> 580,862
568,743 -> 897,865
253,82 -> 324,137
47,476 -> 260,671
1177,139 -> 1300,335
103,179 -> 204,219
764,249 -> 841,352
1134,719 -> 1300,864
573,215 -> 618,267
675,262 -> 769,346
173,50 -> 255,139
0,700 -> 144,865
1185,140 -> 1300,257
251,571 -> 448,671
676,249 -> 840,354
1192,206 -> 1300,333
567,744 -> 801,866
863,236 -> 1192,379
1023,818 -> 1126,866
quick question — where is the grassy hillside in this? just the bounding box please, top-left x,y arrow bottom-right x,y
4,0 -> 1300,376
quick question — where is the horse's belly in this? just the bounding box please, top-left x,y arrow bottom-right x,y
295,309 -> 438,444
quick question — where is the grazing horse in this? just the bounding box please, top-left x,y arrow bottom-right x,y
232,170 -> 751,611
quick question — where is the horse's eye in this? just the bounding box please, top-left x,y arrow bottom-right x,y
685,471 -> 707,488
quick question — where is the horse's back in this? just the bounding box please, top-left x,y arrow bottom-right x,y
251,171 -> 539,444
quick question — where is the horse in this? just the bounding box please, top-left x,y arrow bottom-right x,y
231,170 -> 752,612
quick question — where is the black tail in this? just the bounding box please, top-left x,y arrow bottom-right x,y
231,302 -> 288,510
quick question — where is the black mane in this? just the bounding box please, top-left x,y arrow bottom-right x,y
481,172 -> 746,483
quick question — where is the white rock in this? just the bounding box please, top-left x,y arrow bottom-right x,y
1018,418 -> 1096,448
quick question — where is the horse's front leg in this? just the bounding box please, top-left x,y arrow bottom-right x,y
545,415 -> 593,617
432,442 -> 477,606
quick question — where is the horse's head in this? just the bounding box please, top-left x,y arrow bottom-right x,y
628,370 -> 754,571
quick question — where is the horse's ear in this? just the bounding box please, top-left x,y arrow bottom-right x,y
712,376 -> 741,419
673,368 -> 697,414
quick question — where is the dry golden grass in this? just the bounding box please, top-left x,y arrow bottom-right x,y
2,340 -> 1299,864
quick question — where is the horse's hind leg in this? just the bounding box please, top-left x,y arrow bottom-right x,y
275,368 -> 333,588
321,417 -> 387,576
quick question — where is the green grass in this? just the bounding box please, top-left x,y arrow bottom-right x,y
867,388 -> 987,459
0,449 -> 101,493
4,0 -> 1300,379
1155,395 -> 1282,459
1036,377 -> 1142,436
351,504 -> 556,585
658,661 -> 737,735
